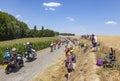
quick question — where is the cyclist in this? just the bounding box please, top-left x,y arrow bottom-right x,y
50,42 -> 53,52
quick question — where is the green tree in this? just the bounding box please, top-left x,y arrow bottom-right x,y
0,11 -> 29,40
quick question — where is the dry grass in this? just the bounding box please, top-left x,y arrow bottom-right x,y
98,36 -> 120,50
98,69 -> 120,81
98,36 -> 120,61
97,36 -> 120,81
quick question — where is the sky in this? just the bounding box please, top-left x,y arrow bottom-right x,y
0,0 -> 120,35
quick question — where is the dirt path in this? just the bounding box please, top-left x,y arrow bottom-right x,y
0,45 -> 65,81
31,44 -> 100,81
76,51 -> 100,81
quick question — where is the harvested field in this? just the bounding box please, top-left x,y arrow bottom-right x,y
97,36 -> 120,81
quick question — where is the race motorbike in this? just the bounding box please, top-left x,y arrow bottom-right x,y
3,58 -> 16,74
24,48 -> 37,62
16,54 -> 24,68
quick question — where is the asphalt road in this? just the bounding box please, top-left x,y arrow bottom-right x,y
0,45 -> 65,81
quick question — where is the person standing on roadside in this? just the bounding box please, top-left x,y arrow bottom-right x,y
70,50 -> 76,71
65,45 -> 70,58
66,52 -> 73,81
91,34 -> 97,51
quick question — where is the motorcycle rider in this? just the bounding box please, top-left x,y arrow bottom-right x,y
5,47 -> 18,68
4,48 -> 11,60
11,48 -> 24,67
25,42 -> 36,61
3,48 -> 18,74
11,48 -> 18,59
26,42 -> 33,54
2,48 -> 11,65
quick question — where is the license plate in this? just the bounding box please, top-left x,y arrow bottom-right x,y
3,64 -> 8,69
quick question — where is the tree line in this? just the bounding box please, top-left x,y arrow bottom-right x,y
0,11 -> 74,41
59,33 -> 75,36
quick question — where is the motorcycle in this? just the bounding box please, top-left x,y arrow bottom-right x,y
31,48 -> 37,57
24,48 -> 37,62
16,54 -> 24,68
3,58 -> 16,74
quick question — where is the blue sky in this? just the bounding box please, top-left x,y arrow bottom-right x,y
0,0 -> 120,35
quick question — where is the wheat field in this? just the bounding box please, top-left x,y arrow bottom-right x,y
97,36 -> 120,81
98,36 -> 120,50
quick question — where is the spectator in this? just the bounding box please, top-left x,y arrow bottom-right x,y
66,52 -> 73,81
70,50 -> 76,70
91,34 -> 97,51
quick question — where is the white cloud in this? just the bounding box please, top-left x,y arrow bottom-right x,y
16,14 -> 21,18
45,8 -> 55,11
43,2 -> 61,11
105,21 -> 117,25
0,9 -> 2,11
43,2 -> 61,7
66,17 -> 75,22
